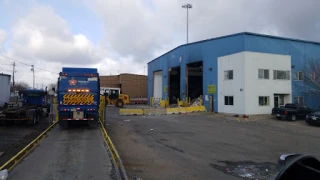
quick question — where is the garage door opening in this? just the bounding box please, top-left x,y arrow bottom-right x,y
187,61 -> 203,100
153,71 -> 162,104
168,67 -> 180,104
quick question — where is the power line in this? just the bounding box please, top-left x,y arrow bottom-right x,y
0,54 -> 58,74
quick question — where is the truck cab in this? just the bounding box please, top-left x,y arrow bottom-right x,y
57,67 -> 100,128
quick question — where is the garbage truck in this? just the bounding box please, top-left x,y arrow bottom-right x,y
57,67 -> 100,128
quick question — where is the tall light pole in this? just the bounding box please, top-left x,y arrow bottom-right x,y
182,3 -> 192,44
31,65 -> 35,89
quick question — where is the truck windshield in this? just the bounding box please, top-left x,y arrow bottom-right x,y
285,104 -> 297,109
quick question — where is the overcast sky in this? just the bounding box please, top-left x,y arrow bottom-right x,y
0,0 -> 319,88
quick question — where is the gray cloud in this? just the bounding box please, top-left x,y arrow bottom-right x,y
88,0 -> 320,65
2,0 -> 320,87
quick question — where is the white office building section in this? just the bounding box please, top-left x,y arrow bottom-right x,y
218,51 -> 292,115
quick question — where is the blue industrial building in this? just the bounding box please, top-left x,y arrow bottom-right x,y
147,32 -> 320,114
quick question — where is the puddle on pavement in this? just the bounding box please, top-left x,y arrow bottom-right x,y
210,161 -> 279,180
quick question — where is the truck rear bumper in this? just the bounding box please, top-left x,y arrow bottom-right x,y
61,118 -> 94,120
271,113 -> 287,119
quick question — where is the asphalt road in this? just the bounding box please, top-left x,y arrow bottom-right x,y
0,117 -> 51,165
8,123 -> 114,180
105,107 -> 320,180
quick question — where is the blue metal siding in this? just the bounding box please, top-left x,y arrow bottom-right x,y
245,34 -> 320,109
148,34 -> 245,111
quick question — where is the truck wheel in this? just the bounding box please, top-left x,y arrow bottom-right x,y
59,120 -> 68,129
88,120 -> 98,128
116,100 -> 124,108
29,114 -> 37,125
291,115 -> 297,121
277,117 -> 282,120
36,114 -> 40,124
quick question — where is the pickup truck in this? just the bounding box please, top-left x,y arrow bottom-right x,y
271,103 -> 316,121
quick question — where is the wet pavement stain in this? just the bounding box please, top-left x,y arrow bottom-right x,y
210,161 -> 279,180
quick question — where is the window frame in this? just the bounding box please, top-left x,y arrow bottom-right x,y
273,70 -> 290,80
224,96 -> 234,106
294,96 -> 304,105
294,71 -> 304,81
258,96 -> 269,106
224,70 -> 233,80
258,69 -> 270,79
310,72 -> 316,81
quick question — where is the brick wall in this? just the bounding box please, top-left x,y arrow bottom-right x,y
100,74 -> 147,98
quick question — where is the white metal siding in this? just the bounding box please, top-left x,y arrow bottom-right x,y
218,52 -> 245,114
244,52 -> 291,114
218,51 -> 291,115
0,74 -> 11,107
153,71 -> 162,100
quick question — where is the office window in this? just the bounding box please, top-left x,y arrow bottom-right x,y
258,69 -> 269,79
294,96 -> 304,105
279,95 -> 284,105
224,96 -> 234,105
259,96 -> 269,106
273,70 -> 290,80
224,70 -> 233,80
294,71 -> 304,81
310,72 -> 316,81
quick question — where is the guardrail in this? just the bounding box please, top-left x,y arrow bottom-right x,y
99,96 -> 128,180
0,121 -> 58,171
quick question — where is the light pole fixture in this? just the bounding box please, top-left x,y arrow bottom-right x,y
182,3 -> 192,43
31,65 -> 35,89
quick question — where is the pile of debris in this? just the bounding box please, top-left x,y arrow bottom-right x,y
190,95 -> 202,107
168,104 -> 179,108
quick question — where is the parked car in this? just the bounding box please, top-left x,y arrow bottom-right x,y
305,111 -> 320,126
271,103 -> 316,121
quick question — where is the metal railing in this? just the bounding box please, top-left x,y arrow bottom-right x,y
0,121 -> 58,171
99,96 -> 128,180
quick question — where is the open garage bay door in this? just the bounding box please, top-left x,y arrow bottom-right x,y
153,71 -> 162,104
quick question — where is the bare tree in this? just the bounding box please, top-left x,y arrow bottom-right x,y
11,82 -> 30,92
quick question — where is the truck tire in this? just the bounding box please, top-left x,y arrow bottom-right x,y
291,115 -> 297,121
59,120 -> 68,129
88,119 -> 98,128
28,114 -> 37,125
116,100 -> 124,108
36,114 -> 40,124
277,117 -> 282,120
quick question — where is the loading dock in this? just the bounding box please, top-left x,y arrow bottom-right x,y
153,71 -> 162,104
187,61 -> 203,100
168,67 -> 180,104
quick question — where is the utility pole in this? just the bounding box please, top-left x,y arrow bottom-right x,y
182,3 -> 192,43
12,61 -> 15,95
31,65 -> 35,89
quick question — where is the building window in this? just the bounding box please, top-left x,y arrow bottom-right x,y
294,96 -> 304,105
273,70 -> 290,80
279,95 -> 284,105
224,96 -> 234,105
259,96 -> 269,106
258,69 -> 269,79
310,72 -> 316,81
294,71 -> 304,81
224,70 -> 233,80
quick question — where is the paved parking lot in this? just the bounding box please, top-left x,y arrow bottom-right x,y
0,118 -> 50,165
105,107 -> 320,180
